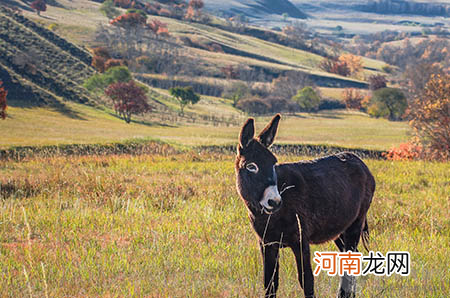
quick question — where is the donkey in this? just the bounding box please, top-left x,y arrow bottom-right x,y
235,114 -> 375,298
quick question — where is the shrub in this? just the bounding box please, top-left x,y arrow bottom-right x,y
222,82 -> 249,107
0,81 -> 7,120
84,66 -> 132,93
318,98 -> 346,110
91,55 -> 107,73
383,142 -> 422,161
105,80 -> 151,123
342,88 -> 364,110
100,0 -> 120,19
236,97 -> 271,115
368,88 -> 407,120
110,12 -> 147,29
292,86 -> 321,112
368,74 -> 387,90
104,59 -> 126,71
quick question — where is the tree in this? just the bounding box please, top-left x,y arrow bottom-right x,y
292,86 -> 320,112
368,74 -> 387,90
368,88 -> 407,121
169,86 -> 200,116
0,81 -> 7,120
409,74 -> 449,160
105,80 -> 151,123
100,0 -> 120,19
31,0 -> 46,16
110,12 -> 147,29
84,66 -> 132,93
338,54 -> 363,76
342,88 -> 364,110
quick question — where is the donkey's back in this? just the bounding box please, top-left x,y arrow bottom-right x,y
277,151 -> 375,245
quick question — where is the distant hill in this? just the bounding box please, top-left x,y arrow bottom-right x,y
204,0 -> 307,19
0,6 -> 93,106
292,0 -> 450,17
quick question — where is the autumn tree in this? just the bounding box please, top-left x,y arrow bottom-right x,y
0,81 -> 7,120
105,80 -> 151,123
368,74 -> 387,90
31,0 -> 46,16
338,54 -> 363,76
292,86 -> 320,112
185,0 -> 204,20
409,74 -> 449,160
342,88 -> 364,110
169,86 -> 200,115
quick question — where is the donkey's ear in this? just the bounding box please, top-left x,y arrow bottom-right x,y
239,118 -> 255,149
257,114 -> 281,147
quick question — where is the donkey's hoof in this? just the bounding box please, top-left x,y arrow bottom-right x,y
338,288 -> 356,298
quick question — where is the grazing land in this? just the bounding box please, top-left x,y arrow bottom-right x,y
1,149 -> 449,296
1,102 -> 409,150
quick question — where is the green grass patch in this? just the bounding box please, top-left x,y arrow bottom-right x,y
0,153 -> 448,296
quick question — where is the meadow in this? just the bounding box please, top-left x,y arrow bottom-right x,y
1,147 -> 449,297
2,101 -> 409,150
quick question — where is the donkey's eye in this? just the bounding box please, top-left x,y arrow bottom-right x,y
246,162 -> 259,173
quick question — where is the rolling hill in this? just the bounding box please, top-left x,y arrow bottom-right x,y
0,6 -> 93,107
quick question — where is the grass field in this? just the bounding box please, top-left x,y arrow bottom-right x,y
1,101 -> 409,150
1,150 -> 448,296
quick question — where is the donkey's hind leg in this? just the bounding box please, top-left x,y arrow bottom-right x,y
337,217 -> 366,298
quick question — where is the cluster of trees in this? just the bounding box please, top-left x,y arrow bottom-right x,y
319,54 -> 363,77
342,76 -> 407,121
99,0 -> 205,22
0,81 -> 7,120
84,65 -> 153,123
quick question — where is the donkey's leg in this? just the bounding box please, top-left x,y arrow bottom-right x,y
291,239 -> 315,298
260,241 -> 280,298
334,235 -> 345,252
337,217 -> 365,298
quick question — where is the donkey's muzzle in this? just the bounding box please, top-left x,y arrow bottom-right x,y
260,185 -> 282,214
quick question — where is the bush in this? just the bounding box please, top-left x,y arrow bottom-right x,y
368,74 -> 387,90
368,88 -> 407,120
236,98 -> 271,115
84,66 -> 132,93
292,86 -> 320,112
222,82 -> 250,106
342,88 -> 364,110
318,98 -> 346,110
383,142 -> 422,161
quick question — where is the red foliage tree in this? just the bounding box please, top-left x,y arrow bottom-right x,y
368,74 -> 388,90
91,55 -> 107,73
319,57 -> 351,77
31,0 -> 47,16
110,12 -> 147,29
147,19 -> 170,37
0,81 -> 7,120
105,81 -> 151,123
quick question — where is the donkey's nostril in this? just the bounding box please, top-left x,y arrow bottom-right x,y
268,199 -> 279,207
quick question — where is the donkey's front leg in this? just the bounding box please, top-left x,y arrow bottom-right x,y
291,239 -> 315,298
259,241 -> 280,298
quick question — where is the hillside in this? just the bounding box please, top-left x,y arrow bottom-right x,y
204,0 -> 307,19
0,6 -> 93,107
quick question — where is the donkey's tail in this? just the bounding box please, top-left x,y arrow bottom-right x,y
361,219 -> 370,252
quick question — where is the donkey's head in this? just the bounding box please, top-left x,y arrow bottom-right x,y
235,114 -> 282,215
